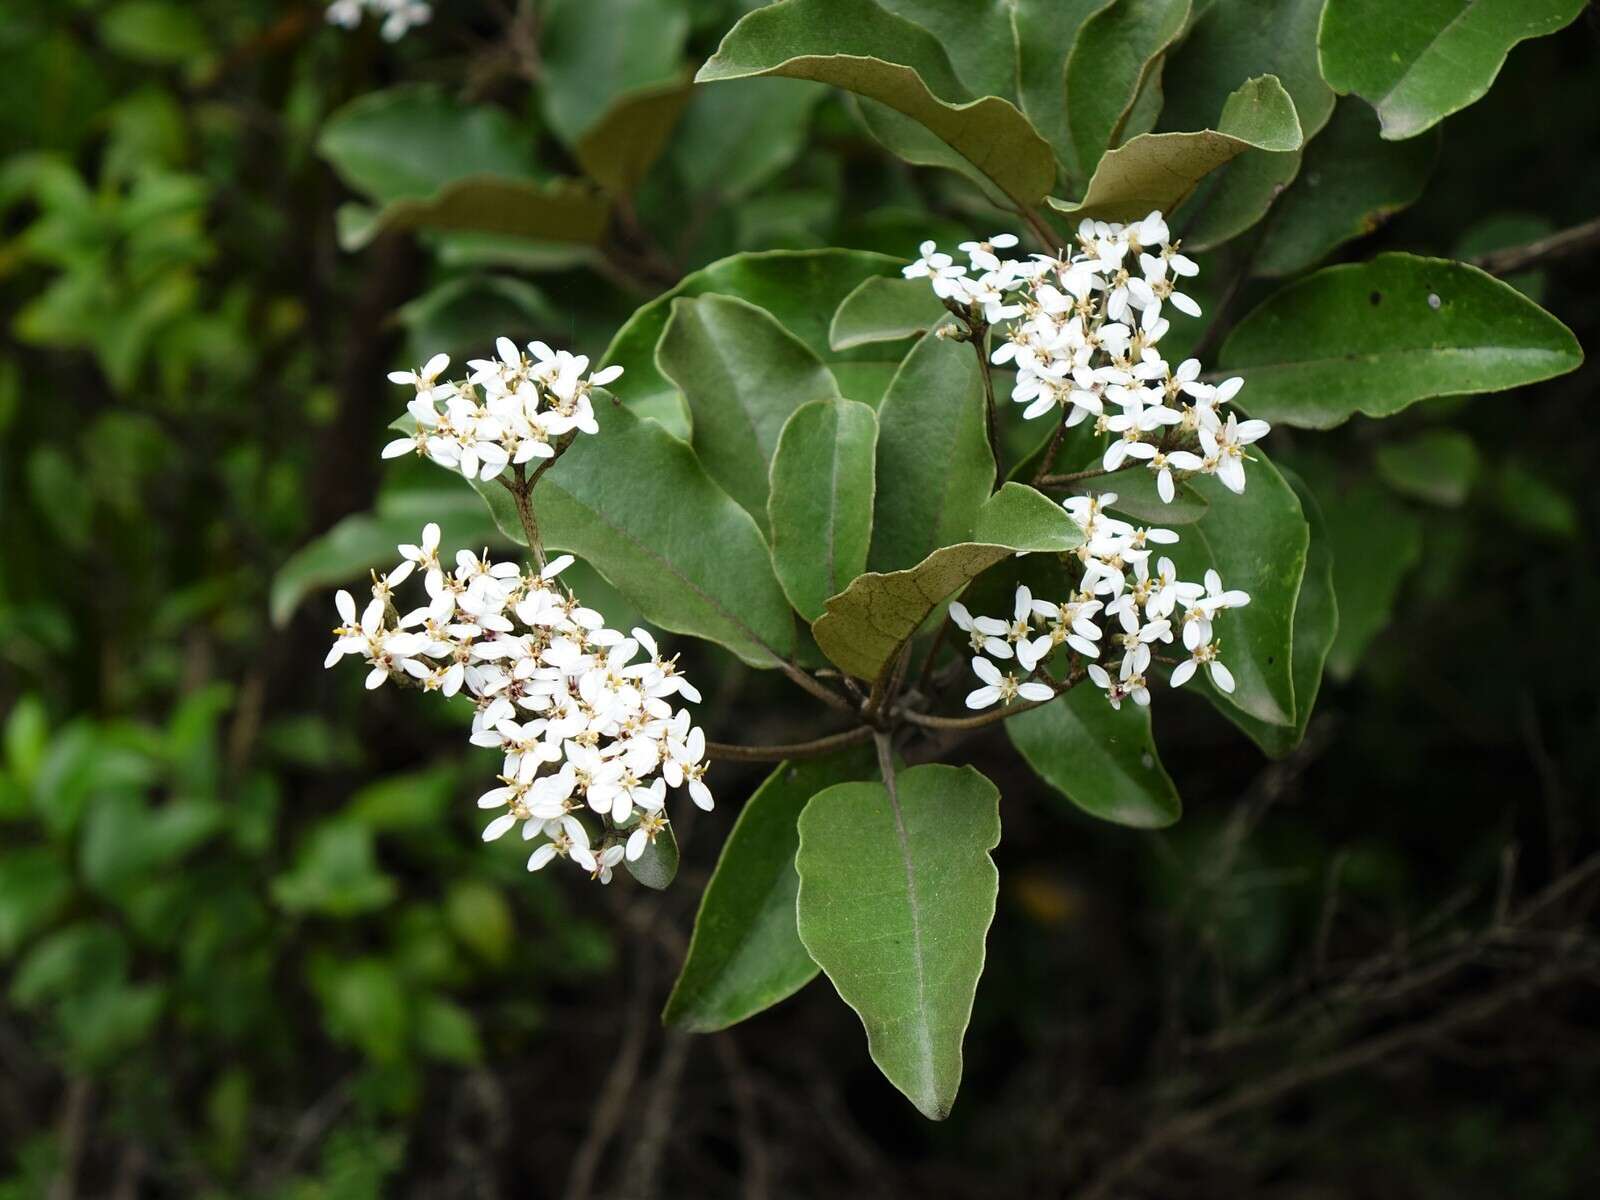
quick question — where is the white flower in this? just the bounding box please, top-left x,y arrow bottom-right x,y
1169,640 -> 1235,693
965,657 -> 1054,709
949,600 -> 1011,658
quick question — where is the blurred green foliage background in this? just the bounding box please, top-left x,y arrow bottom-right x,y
0,1 -> 1597,1196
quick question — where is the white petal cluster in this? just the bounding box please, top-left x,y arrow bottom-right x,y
904,211 -> 1270,503
325,524 -> 710,883
953,493 -> 1249,711
381,340 -> 623,483
326,0 -> 431,40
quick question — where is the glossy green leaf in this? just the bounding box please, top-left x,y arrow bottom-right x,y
1218,254 -> 1585,429
1013,0 -> 1117,171
539,0 -> 689,146
796,763 -> 1000,1120
817,484 -> 1082,682
1007,684 -> 1180,827
1064,0 -> 1191,180
573,78 -> 693,196
1159,0 -> 1335,248
1051,75 -> 1303,221
1320,481 -> 1422,679
696,0 -> 1057,207
473,401 -> 797,668
626,822 -> 680,890
1255,99 -> 1439,276
663,747 -> 877,1032
318,86 -> 606,251
868,333 -> 994,572
829,276 -> 949,351
1207,466 -> 1337,756
769,399 -> 880,621
670,79 -> 827,202
1318,0 -> 1587,140
602,249 -> 902,435
1375,430 -> 1481,507
1095,468 -> 1210,525
1165,453 -> 1308,727
657,294 -> 844,535
271,490 -> 509,627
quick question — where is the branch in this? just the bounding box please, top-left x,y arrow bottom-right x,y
898,693 -> 1056,733
1466,214 -> 1600,276
1035,464 -> 1113,488
706,725 -> 874,763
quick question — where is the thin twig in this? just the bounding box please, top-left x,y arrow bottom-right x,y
706,725 -> 874,763
1035,465 -> 1113,489
1466,213 -> 1600,275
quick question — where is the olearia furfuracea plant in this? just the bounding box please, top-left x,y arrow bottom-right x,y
324,209 -> 1275,1117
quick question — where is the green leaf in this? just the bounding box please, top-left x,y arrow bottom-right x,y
1374,430 -> 1481,507
314,956 -> 409,1064
696,0 -> 1057,207
1165,453 -> 1308,728
473,401 -> 798,668
416,994 -> 483,1065
0,848 -> 72,959
1158,0 -> 1335,249
573,78 -> 693,196
796,763 -> 1000,1120
670,79 -> 827,202
271,822 -> 397,918
868,333 -> 995,572
1097,468 -> 1210,525
1007,684 -> 1180,827
445,881 -> 516,967
816,483 -> 1082,682
1051,74 -> 1304,221
1320,480 -> 1423,679
625,821 -> 680,890
1254,99 -> 1439,276
1217,254 -> 1585,429
1013,0 -> 1118,170
829,276 -> 948,350
769,399 -> 880,621
540,0 -> 689,146
1317,0 -> 1587,140
1207,466 -> 1337,756
318,86 -> 606,251
100,1 -> 209,66
79,794 -> 222,895
602,249 -> 902,435
656,294 -> 844,535
271,490 -> 509,626
1064,0 -> 1191,180
875,0 -> 1020,100
664,748 -> 877,1032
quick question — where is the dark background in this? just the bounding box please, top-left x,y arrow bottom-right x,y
1,2 -> 1597,1196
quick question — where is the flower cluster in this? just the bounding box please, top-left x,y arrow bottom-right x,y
380,340 -> 621,482
951,492 -> 1249,711
326,0 -> 431,40
904,211 -> 1270,503
325,523 -> 711,882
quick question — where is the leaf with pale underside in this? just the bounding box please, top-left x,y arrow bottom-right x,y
1008,684 -> 1180,828
663,747 -> 877,1032
769,399 -> 879,621
1217,254 -> 1584,429
796,763 -> 1000,1120
1049,74 -> 1303,222
695,0 -> 1057,208
656,294 -> 843,536
815,483 -> 1082,682
573,78 -> 693,196
1318,0 -> 1587,141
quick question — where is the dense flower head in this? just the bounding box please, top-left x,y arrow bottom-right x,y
326,523 -> 710,882
380,339 -> 623,483
326,0 -> 432,40
951,494 -> 1249,712
904,210 -> 1269,503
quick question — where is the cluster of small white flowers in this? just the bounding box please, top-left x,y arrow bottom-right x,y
325,523 -> 711,882
904,211 -> 1270,503
326,0 -> 431,40
952,491 -> 1250,711
380,340 -> 621,482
